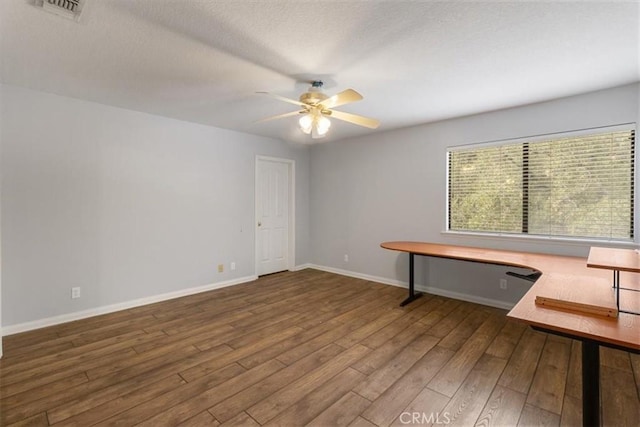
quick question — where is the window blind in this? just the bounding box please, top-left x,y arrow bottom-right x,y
448,127 -> 635,241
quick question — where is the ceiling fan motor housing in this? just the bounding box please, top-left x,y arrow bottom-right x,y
299,81 -> 328,105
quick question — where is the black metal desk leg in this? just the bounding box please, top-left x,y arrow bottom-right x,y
400,252 -> 423,306
582,340 -> 600,427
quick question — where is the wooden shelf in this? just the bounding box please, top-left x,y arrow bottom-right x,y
587,246 -> 640,316
587,246 -> 640,273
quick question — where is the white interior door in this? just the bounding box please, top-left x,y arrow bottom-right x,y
256,158 -> 290,276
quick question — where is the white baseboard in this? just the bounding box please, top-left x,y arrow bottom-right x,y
292,263 -> 314,271
307,264 -> 406,287
307,264 -> 515,311
418,286 -> 515,311
3,265 -> 516,337
1,275 -> 258,336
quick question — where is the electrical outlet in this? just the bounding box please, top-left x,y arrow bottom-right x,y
71,287 -> 81,299
344,254 -> 349,262
231,262 -> 236,271
218,264 -> 224,273
499,279 -> 508,290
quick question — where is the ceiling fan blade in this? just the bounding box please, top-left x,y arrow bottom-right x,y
255,110 -> 302,124
257,91 -> 306,107
319,89 -> 363,109
329,110 -> 380,129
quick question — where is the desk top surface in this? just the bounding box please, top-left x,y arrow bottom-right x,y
381,241 -> 640,351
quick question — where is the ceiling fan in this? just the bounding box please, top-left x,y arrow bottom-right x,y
257,81 -> 380,139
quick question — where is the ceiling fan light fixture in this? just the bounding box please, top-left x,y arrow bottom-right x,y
311,129 -> 325,139
258,82 -> 378,141
316,115 -> 331,135
299,114 -> 313,134
299,111 -> 330,138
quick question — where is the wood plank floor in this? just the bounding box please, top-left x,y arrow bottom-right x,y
1,269 -> 639,426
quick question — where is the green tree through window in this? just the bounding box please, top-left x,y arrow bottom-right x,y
448,128 -> 635,241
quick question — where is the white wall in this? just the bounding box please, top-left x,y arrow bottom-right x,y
0,84 -> 310,330
310,83 -> 640,307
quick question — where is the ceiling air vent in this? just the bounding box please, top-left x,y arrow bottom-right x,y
36,0 -> 85,21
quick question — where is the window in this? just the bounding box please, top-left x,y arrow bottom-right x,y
447,126 -> 635,241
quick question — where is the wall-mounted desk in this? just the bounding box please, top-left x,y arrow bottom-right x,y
381,241 -> 640,427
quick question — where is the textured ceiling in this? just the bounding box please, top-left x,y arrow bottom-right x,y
1,1 -> 639,144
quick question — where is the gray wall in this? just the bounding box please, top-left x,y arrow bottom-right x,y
0,86 -> 3,354
310,83 -> 639,307
0,84 -> 310,327
1,82 -> 638,330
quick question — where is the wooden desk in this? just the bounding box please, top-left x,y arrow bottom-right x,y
381,241 -> 640,427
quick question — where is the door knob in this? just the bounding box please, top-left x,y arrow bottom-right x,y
258,222 -> 262,227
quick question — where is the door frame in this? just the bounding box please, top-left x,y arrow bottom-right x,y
255,155 -> 296,275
